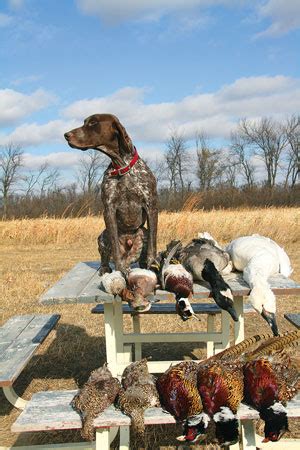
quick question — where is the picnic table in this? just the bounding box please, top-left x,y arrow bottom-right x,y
39,260 -> 300,377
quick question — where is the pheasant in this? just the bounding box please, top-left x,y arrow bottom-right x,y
156,361 -> 209,443
117,359 -> 160,434
71,364 -> 121,441
243,329 -> 300,443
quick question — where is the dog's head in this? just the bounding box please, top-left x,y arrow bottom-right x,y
64,114 -> 134,163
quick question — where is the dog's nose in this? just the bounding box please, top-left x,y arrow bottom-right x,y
64,132 -> 70,140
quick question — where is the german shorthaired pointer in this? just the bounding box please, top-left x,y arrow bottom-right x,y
64,114 -> 158,274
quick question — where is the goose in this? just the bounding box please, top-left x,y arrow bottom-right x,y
226,234 -> 293,336
177,234 -> 238,322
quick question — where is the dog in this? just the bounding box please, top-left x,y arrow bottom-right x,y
64,114 -> 158,274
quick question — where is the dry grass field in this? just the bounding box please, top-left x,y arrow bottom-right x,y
0,207 -> 299,449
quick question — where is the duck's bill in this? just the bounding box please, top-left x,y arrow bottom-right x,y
261,309 -> 279,336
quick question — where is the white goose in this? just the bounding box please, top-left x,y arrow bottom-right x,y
226,234 -> 292,335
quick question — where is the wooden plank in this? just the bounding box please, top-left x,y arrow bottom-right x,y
39,261 -> 300,305
39,262 -> 100,305
91,302 -> 255,315
0,314 -> 60,387
284,313 -> 300,329
12,390 -> 300,433
0,315 -> 35,356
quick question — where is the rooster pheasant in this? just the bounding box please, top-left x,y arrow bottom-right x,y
243,330 -> 300,443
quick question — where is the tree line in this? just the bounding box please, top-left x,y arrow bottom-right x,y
1,115 -> 299,218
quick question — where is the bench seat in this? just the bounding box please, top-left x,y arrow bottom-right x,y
91,302 -> 255,315
11,389 -> 300,432
0,314 -> 60,409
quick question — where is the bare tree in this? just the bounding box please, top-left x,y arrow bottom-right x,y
238,117 -> 288,187
284,115 -> 299,187
0,143 -> 23,218
195,133 -> 222,190
230,131 -> 255,187
21,163 -> 60,197
77,150 -> 106,194
220,154 -> 239,187
164,131 -> 190,196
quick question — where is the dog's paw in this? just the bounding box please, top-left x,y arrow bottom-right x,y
99,265 -> 112,276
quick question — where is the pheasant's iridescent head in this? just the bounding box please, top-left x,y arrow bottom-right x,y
261,403 -> 289,442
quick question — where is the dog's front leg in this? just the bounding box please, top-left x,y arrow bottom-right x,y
146,206 -> 158,268
103,207 -> 124,273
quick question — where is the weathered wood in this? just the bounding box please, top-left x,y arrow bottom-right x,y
91,302 -> 255,315
12,389 -> 300,433
39,261 -> 300,305
284,313 -> 300,329
0,314 -> 60,387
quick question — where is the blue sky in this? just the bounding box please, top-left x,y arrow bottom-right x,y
0,0 -> 300,173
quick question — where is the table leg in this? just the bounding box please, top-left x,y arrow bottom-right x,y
3,386 -> 28,410
104,302 -> 118,377
240,419 -> 256,449
206,314 -> 215,357
132,314 -> 142,360
120,425 -> 130,450
234,296 -> 244,344
96,427 -> 110,450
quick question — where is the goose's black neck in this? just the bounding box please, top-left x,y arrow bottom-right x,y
201,259 -> 227,290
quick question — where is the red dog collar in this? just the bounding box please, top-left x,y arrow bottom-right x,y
109,147 -> 139,177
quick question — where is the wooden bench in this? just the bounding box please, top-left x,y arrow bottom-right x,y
0,314 -> 60,410
284,313 -> 300,329
11,389 -> 300,450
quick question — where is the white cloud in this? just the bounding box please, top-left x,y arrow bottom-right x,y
62,75 -> 300,142
256,0 -> 300,37
1,75 -> 300,150
0,119 -> 79,147
10,74 -> 42,87
0,88 -> 56,127
76,0 -> 235,23
0,13 -> 13,26
8,0 -> 25,9
23,151 -> 83,170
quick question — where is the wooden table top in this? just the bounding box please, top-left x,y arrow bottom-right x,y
39,261 -> 300,305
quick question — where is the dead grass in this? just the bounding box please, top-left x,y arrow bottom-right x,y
0,208 -> 299,449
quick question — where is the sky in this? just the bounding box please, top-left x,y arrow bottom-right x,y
0,0 -> 300,177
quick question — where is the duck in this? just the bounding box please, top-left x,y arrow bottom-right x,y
100,269 -> 157,312
117,359 -> 160,434
160,242 -> 199,321
243,329 -> 300,443
71,364 -> 121,441
226,234 -> 293,335
176,234 -> 238,322
124,268 -> 157,311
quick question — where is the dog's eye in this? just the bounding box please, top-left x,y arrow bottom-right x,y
88,121 -> 97,127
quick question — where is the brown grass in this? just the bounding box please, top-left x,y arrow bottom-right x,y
0,208 -> 299,449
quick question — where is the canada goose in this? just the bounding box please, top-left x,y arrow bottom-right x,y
226,234 -> 293,335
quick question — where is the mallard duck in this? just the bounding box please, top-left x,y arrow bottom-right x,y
226,234 -> 293,335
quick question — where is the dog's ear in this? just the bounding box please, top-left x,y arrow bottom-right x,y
113,117 -> 134,154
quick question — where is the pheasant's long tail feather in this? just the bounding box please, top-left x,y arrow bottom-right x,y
246,329 -> 300,360
81,415 -> 95,441
130,408 -> 145,434
205,333 -> 272,362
